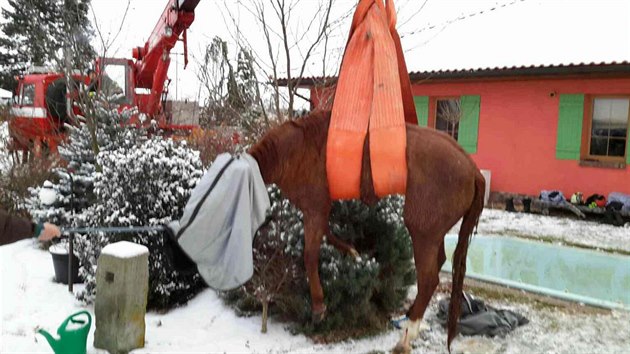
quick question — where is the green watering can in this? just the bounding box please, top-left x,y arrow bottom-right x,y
37,310 -> 92,354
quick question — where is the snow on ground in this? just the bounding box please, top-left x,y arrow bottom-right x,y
2,209 -> 630,353
470,209 -> 630,254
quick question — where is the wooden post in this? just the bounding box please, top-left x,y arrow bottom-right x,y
68,173 -> 74,293
261,299 -> 269,333
68,233 -> 74,293
94,241 -> 149,354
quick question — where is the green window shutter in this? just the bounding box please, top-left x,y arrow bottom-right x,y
458,95 -> 481,154
414,96 -> 429,126
556,94 -> 584,160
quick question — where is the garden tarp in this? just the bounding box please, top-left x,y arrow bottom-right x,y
437,292 -> 529,337
167,153 -> 270,290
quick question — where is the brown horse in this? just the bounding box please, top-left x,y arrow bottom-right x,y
249,110 -> 485,352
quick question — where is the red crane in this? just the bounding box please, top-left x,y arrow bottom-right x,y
8,0 -> 201,158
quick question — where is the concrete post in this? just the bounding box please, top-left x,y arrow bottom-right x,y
94,241 -> 149,354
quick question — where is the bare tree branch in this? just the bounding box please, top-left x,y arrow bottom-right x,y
89,0 -> 131,58
218,0 -> 342,120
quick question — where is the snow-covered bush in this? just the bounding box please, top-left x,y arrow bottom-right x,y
25,101 -> 207,309
75,138 -> 205,309
27,105 -> 144,227
0,155 -> 60,216
223,188 -> 415,340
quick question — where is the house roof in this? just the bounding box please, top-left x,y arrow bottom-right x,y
279,61 -> 630,87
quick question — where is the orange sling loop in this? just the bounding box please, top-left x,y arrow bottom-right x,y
326,0 -> 414,199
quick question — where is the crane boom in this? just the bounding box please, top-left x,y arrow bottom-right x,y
8,0 -> 202,158
132,0 -> 200,115
179,0 -> 201,11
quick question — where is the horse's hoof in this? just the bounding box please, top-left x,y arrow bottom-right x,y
391,343 -> 411,354
312,305 -> 327,324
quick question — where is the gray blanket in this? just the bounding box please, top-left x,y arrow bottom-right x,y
167,153 -> 270,290
437,293 -> 529,337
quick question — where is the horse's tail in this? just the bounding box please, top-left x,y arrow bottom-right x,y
447,170 -> 485,350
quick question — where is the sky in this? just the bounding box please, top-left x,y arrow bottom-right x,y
1,0 -> 629,105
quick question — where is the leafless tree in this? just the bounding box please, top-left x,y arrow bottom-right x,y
437,99 -> 462,123
220,0 -> 353,121
194,36 -> 265,128
243,193 -> 303,334
67,0 -> 132,161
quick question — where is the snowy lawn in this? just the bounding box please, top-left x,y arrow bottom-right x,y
469,208 -> 630,254
2,208 -> 629,353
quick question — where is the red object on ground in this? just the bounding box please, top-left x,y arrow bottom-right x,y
326,0 -> 413,199
595,197 -> 607,208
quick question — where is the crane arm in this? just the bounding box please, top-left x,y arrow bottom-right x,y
132,0 -> 200,114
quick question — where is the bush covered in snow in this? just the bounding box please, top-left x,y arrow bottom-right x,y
223,187 -> 415,340
0,155 -> 60,217
75,137 -> 205,309
27,105 -> 144,227
25,103 -> 207,309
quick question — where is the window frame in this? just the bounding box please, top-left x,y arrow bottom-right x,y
582,94 -> 630,163
432,96 -> 461,140
19,83 -> 36,106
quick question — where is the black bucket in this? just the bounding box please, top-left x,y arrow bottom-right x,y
505,198 -> 516,212
49,245 -> 81,284
523,198 -> 532,213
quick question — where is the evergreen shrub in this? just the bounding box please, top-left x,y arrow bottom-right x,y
224,187 -> 415,340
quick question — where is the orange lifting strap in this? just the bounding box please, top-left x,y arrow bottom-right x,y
326,0 -> 416,200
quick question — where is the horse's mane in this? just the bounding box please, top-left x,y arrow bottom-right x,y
287,110 -> 331,142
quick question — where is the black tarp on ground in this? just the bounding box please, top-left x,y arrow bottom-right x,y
437,292 -> 529,337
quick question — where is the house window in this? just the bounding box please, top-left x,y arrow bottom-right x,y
588,97 -> 629,160
435,98 -> 461,140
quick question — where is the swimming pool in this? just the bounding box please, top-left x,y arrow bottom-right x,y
442,234 -> 630,310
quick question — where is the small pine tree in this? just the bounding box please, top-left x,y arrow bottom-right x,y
289,196 -> 415,338
27,105 -> 143,228
224,188 -> 415,340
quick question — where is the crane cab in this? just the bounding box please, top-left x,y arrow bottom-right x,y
95,58 -> 135,108
8,70 -> 84,157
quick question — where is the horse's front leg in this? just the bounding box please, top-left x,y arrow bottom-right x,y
303,212 -> 328,322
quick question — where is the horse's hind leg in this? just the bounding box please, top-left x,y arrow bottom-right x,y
393,226 -> 447,353
326,231 -> 360,258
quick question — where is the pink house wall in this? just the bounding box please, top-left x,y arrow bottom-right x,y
411,77 -> 630,197
310,76 -> 630,197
